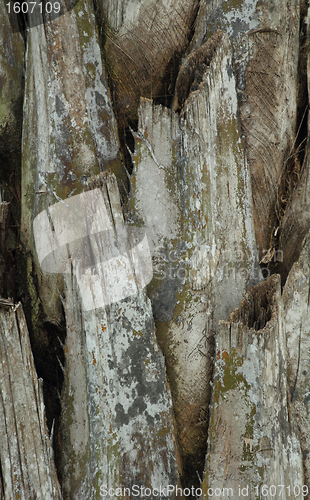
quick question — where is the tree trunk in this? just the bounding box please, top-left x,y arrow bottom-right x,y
0,0 -> 309,498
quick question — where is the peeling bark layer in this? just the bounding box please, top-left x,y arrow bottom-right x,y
61,172 -> 180,498
239,0 -> 300,255
129,33 -> 259,486
204,274 -> 304,496
278,140 -> 310,281
277,5 -> 310,281
0,302 -> 61,499
192,0 -> 301,259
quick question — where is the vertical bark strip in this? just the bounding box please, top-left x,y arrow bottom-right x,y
278,5 -> 310,280
0,302 -> 61,499
204,274 -> 304,496
238,0 -> 300,255
0,3 -> 24,224
61,172 -> 180,498
130,33 -> 259,483
192,0 -> 301,258
283,233 -> 310,492
0,3 -> 24,147
21,0 -> 126,325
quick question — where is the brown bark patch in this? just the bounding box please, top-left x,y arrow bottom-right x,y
229,274 -> 279,332
172,30 -> 224,112
103,0 -> 200,132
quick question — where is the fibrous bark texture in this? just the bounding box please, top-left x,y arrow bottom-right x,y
191,0 -> 301,260
277,5 -> 310,281
239,0 -> 300,256
284,232 -> 310,491
0,302 -> 62,499
1,0 -> 310,497
129,32 -> 259,485
204,274 -> 304,495
20,0 -> 128,419
100,0 -> 200,130
60,172 -> 180,498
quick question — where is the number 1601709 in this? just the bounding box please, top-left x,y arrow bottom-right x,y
6,2 -> 61,14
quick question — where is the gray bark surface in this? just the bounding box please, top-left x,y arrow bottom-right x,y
0,0 -> 309,498
204,274 -> 304,496
60,172 -> 179,498
129,31 -> 259,481
0,302 -> 61,499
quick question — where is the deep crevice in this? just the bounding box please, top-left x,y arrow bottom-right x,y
229,275 -> 279,332
41,320 -> 66,480
93,0 -> 201,204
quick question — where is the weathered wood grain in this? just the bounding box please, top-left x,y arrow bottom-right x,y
0,302 -> 62,499
191,0 -> 301,258
203,274 -> 304,496
238,0 -> 300,256
21,0 -> 127,327
283,232 -> 310,494
60,172 -> 180,498
277,5 -> 309,281
129,33 -> 259,484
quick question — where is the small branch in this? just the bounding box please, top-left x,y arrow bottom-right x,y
134,131 -> 167,171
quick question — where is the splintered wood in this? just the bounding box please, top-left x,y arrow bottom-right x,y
203,274 -> 304,497
129,33 -> 259,481
101,0 -> 200,130
0,304 -> 62,499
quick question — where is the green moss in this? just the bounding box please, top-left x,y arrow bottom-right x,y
26,254 -> 41,329
213,348 -> 250,400
74,0 -> 94,40
106,431 -> 120,488
222,0 -> 245,13
132,329 -> 143,338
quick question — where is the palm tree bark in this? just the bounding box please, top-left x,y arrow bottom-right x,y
0,0 -> 310,498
